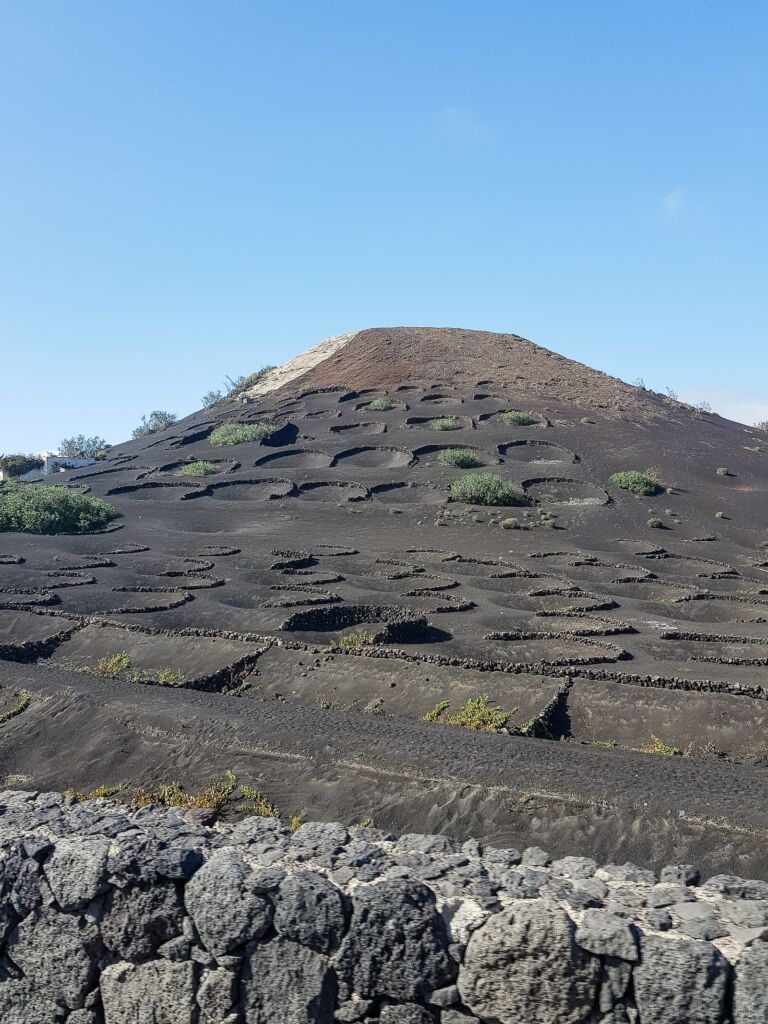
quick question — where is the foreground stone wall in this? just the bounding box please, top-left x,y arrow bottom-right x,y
1,792 -> 767,1023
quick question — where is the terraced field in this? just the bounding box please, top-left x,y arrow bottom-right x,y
1,327 -> 767,872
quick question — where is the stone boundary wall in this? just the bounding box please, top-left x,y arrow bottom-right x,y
0,792 -> 767,1023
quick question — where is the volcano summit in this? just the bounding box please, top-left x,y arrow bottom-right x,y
2,326 -> 768,874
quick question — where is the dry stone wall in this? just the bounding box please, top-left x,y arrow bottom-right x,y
1,791 -> 767,1023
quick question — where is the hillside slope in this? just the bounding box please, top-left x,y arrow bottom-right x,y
1,327 -> 767,872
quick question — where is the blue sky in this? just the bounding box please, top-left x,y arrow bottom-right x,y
1,1 -> 766,452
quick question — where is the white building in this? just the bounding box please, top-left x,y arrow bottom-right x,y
0,452 -> 96,483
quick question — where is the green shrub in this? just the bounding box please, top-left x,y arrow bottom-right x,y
500,517 -> 519,529
209,422 -> 273,446
609,470 -> 663,496
0,690 -> 30,725
59,435 -> 106,459
156,667 -> 187,685
240,784 -> 279,817
431,417 -> 461,431
367,397 -> 394,411
226,367 -> 276,401
0,454 -> 44,478
337,630 -> 375,649
423,695 -> 517,732
437,449 -> 483,468
178,460 -> 219,476
716,467 -> 730,477
131,410 -> 177,439
499,410 -> 537,426
0,483 -> 118,534
449,473 -> 530,507
92,652 -> 131,679
637,734 -> 681,756
647,517 -> 664,529
66,771 -> 277,817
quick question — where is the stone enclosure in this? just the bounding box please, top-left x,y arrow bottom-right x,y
1,791 -> 767,1023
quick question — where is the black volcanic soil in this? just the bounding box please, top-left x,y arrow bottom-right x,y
2,327 -> 768,872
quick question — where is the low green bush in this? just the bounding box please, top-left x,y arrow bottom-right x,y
0,483 -> 118,534
637,734 -> 681,756
436,449 -> 483,468
609,470 -> 663,496
647,517 -> 664,529
431,417 -> 461,431
131,410 -> 177,439
499,410 -> 537,426
178,461 -> 219,476
0,689 -> 30,725
423,695 -> 517,732
209,422 -> 273,446
0,454 -> 44,478
449,472 -> 530,506
337,630 -> 375,649
367,397 -> 394,411
226,367 -> 276,401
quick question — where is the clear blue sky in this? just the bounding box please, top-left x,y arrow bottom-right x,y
1,1 -> 766,452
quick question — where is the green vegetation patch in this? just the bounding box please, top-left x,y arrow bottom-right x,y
637,734 -> 681,757
80,651 -> 186,686
423,695 -> 517,733
449,472 -> 530,507
337,630 -> 376,649
0,690 -> 30,725
178,460 -> 220,477
0,483 -> 118,534
431,417 -> 462,431
437,449 -> 483,468
0,454 -> 44,478
63,770 -> 286,819
209,422 -> 274,446
499,410 -> 538,426
367,397 -> 394,411
609,470 -> 663,496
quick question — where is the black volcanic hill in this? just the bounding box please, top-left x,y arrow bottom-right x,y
2,327 -> 768,873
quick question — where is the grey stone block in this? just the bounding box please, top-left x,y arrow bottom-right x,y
43,837 -> 110,911
100,959 -> 196,1024
550,855 -> 598,879
633,934 -> 730,1024
734,941 -> 768,1024
379,1003 -> 436,1023
185,850 -> 273,955
575,909 -> 638,961
242,936 -> 337,1023
458,899 -> 599,1024
0,978 -> 63,1024
520,846 -> 549,867
7,907 -> 99,1009
599,863 -> 656,885
198,966 -> 237,1022
659,863 -> 700,886
700,874 -> 768,901
336,880 -> 453,1001
274,871 -> 347,953
101,880 -> 184,961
